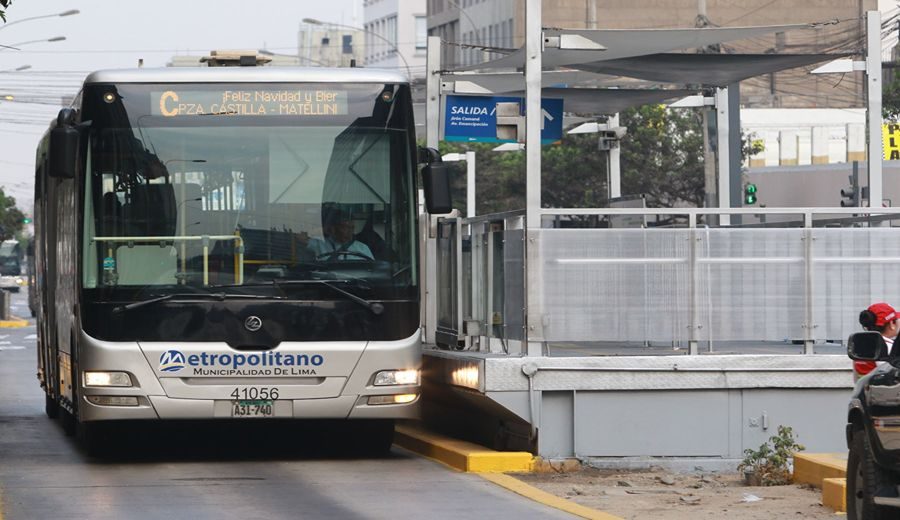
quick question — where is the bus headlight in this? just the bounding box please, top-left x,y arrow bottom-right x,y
374,369 -> 419,386
368,394 -> 417,405
83,371 -> 133,387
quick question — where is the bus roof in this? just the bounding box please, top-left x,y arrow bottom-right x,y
83,67 -> 409,86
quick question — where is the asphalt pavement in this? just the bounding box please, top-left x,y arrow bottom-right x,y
0,288 -> 574,520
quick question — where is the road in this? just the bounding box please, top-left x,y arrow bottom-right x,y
0,289 -> 573,520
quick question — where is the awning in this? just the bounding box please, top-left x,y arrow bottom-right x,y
454,22 -> 829,71
450,88 -> 697,116
574,53 -> 849,87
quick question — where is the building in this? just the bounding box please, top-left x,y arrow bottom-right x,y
297,23 -> 365,68
364,0 -> 428,80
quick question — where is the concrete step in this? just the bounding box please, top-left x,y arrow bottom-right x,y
793,452 -> 847,512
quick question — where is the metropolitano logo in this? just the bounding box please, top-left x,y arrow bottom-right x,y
159,350 -> 186,372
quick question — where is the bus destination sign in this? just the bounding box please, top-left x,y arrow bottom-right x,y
152,89 -> 349,117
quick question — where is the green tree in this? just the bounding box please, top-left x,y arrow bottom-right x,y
429,104 -> 707,215
619,104 -> 705,208
885,68 -> 900,121
0,187 -> 24,241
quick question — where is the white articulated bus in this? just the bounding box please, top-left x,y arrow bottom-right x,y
33,59 -> 450,453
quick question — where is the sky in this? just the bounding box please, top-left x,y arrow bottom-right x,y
0,0 -> 359,211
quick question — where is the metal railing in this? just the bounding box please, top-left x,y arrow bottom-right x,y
433,207 -> 900,356
91,235 -> 245,286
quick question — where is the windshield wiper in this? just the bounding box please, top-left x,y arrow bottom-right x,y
212,279 -> 383,315
112,292 -> 280,314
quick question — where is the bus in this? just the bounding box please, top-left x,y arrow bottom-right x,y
34,59 -> 450,453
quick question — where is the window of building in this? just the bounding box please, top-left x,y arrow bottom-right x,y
342,34 -> 353,55
415,16 -> 427,51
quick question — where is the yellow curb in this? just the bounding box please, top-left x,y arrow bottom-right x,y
480,473 -> 624,520
793,453 -> 847,488
822,477 -> 847,512
0,316 -> 28,328
394,423 -> 534,473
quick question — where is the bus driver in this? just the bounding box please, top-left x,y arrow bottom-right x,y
299,208 -> 374,261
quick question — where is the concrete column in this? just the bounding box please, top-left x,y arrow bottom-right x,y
779,131 -> 799,166
811,126 -> 829,165
847,123 -> 866,162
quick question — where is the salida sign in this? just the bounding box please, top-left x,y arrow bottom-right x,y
443,94 -> 563,144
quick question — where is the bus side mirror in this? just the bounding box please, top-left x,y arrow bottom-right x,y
48,108 -> 79,179
419,147 -> 452,215
848,331 -> 889,362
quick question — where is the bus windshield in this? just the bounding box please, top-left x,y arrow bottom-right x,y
80,82 -> 417,301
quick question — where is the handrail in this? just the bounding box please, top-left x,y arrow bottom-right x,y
91,235 -> 244,286
539,207 -> 900,216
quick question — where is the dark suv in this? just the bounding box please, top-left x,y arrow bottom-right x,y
847,331 -> 900,519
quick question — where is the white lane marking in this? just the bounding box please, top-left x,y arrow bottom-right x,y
24,334 -> 36,340
0,346 -> 24,350
0,335 -> 9,340
0,341 -> 11,345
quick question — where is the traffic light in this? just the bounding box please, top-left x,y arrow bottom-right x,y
744,183 -> 758,205
21,217 -> 31,224
840,186 -> 858,207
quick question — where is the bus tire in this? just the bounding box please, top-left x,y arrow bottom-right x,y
76,420 -> 112,457
44,393 -> 59,419
60,407 -> 76,436
361,420 -> 395,457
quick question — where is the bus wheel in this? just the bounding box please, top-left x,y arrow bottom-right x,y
44,393 -> 59,419
60,407 -> 76,437
76,420 -> 114,457
359,420 -> 395,457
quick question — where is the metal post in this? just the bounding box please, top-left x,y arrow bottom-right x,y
688,214 -> 699,355
728,82 -> 742,226
426,36 -> 442,150
803,213 -> 814,354
524,0 -> 543,356
715,87 -> 730,226
423,35 -> 442,346
608,113 -> 621,198
466,151 -> 476,218
866,10 -> 883,209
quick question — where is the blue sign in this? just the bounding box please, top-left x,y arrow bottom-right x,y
443,95 -> 563,144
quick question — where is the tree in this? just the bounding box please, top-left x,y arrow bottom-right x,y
429,104 -> 708,215
0,1 -> 10,22
619,104 -> 705,208
885,68 -> 900,121
0,187 -> 24,241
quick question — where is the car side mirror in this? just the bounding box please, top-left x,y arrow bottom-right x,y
418,147 -> 452,215
49,108 -> 79,179
848,331 -> 889,362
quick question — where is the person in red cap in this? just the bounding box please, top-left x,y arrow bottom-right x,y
854,302 -> 900,378
859,302 -> 899,350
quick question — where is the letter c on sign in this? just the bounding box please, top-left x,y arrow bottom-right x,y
160,91 -> 179,117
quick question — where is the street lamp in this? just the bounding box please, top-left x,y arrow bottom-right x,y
302,17 -> 412,79
442,151 -> 476,218
1,36 -> 66,51
0,9 -> 79,31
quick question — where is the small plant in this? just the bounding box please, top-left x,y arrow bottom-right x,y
738,425 -> 805,486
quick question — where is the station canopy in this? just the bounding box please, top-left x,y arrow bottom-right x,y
440,20 -> 856,117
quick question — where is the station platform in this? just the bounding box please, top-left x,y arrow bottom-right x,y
422,348 -> 854,464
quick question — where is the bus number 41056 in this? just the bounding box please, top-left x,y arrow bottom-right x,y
230,387 -> 280,400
